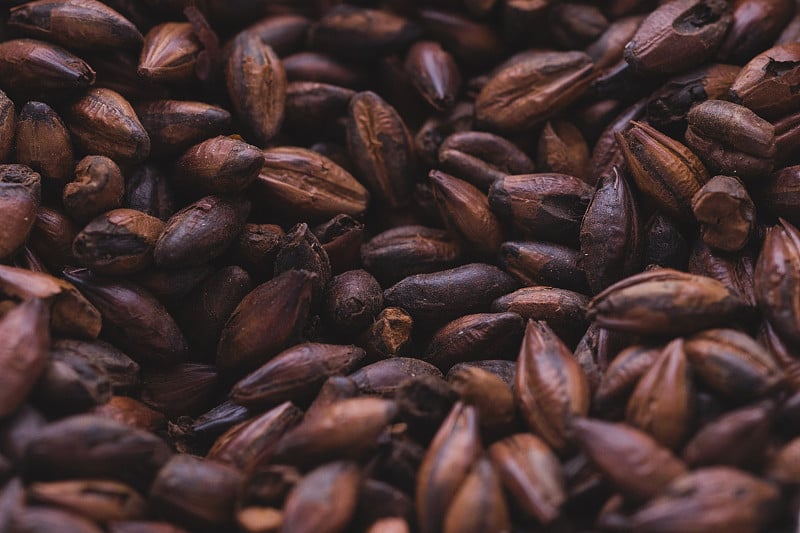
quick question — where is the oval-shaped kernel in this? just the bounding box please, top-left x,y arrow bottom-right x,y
571,417 -> 688,501
489,173 -> 593,244
625,339 -> 693,450
273,397 -> 397,466
174,135 -> 264,194
683,401 -> 774,468
28,479 -> 147,523
15,101 -> 74,182
685,328 -> 785,399
405,40 -> 461,112
424,312 -> 524,371
754,219 -> 800,346
730,43 -> 800,119
624,0 -> 732,74
587,268 -> 747,335
475,51 -> 594,133
0,164 -> 40,261
53,339 -> 139,395
9,0 -> 143,50
346,91 -> 416,208
140,363 -> 218,419
595,344 -> 661,410
24,414 -> 172,489
241,14 -> 311,56
67,88 -> 150,164
499,241 -> 588,293
231,343 -> 366,409
138,22 -> 201,83
226,31 -> 286,145
492,286 -> 590,347
63,269 -> 187,365
416,403 -> 481,533
154,195 -> 250,268
256,146 -> 369,221
439,131 -> 535,191
629,467 -> 780,532
384,264 -> 518,326
488,433 -> 565,524
150,455 -> 242,528
537,120 -> 591,183
580,168 -> 643,294
207,401 -> 303,471
73,208 -> 164,275
12,505 -> 105,533
310,5 -> 420,59
282,461 -> 361,533
443,457 -> 509,533
685,100 -> 776,179
429,170 -> 504,255
0,299 -> 49,418
349,357 -> 443,397
217,270 -> 315,372
361,226 -> 462,286
717,0 -> 795,63
616,120 -> 709,224
0,38 -> 95,94
136,100 -> 231,154
515,320 -> 590,451
283,81 -> 354,140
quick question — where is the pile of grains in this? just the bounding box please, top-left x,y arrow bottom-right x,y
0,0 -> 799,531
